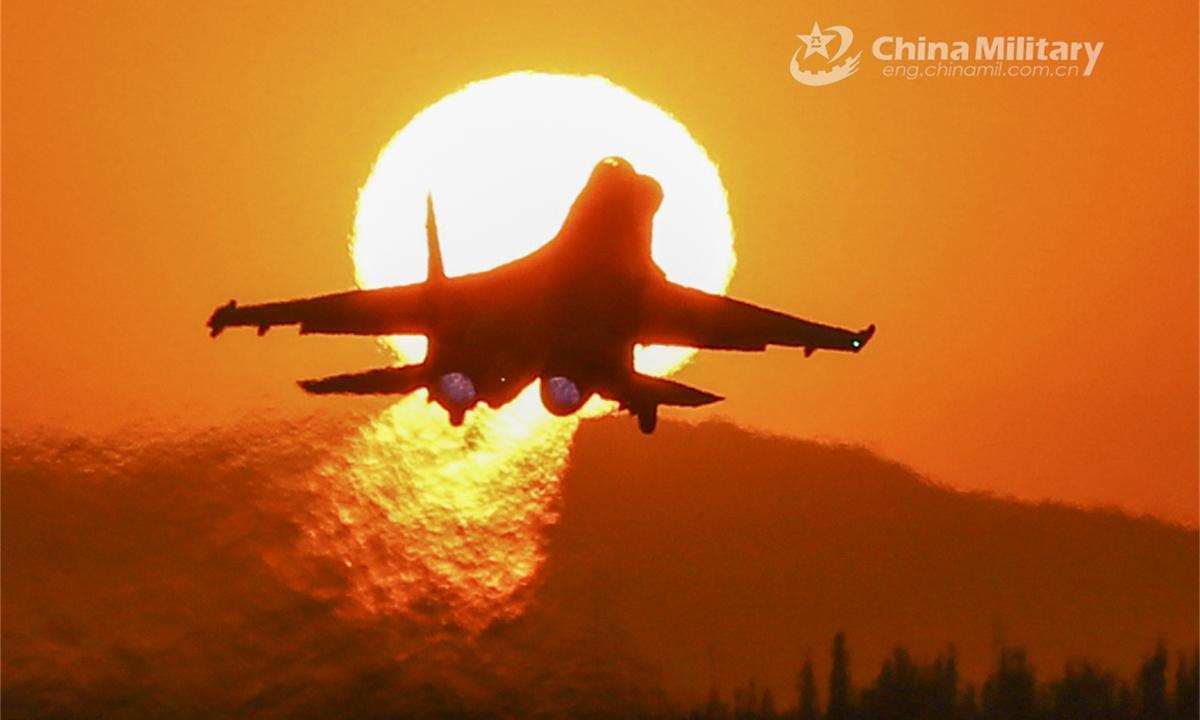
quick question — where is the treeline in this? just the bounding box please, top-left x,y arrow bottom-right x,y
698,634 -> 1199,720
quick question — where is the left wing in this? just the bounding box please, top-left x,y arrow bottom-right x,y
207,283 -> 437,337
639,282 -> 874,356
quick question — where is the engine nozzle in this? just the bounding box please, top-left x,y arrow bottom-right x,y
540,376 -> 589,416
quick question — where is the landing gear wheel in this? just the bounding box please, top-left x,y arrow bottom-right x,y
636,406 -> 658,434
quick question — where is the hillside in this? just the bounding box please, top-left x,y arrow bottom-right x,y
2,415 -> 1195,717
553,418 -> 1198,703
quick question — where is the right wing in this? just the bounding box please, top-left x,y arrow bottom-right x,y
639,282 -> 874,356
207,283 -> 437,337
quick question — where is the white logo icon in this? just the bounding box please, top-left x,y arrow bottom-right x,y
791,23 -> 861,86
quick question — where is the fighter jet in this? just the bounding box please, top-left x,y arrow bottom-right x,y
207,157 -> 874,433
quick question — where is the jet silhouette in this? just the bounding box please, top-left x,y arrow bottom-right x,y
207,157 -> 874,433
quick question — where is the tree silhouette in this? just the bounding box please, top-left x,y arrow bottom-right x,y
706,685 -> 730,720
861,647 -> 922,719
928,646 -> 959,718
734,679 -> 759,720
858,646 -> 959,720
1136,643 -> 1168,720
679,640 -> 1197,720
982,648 -> 1040,720
797,657 -> 819,720
1175,648 -> 1198,720
828,632 -> 854,720
1117,683 -> 1135,718
760,687 -> 777,720
961,683 -> 980,720
1050,660 -> 1121,720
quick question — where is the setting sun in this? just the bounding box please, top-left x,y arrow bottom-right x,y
352,71 -> 736,378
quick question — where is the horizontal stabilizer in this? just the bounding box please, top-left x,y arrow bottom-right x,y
299,364 -> 428,395
626,373 -> 723,408
207,300 -> 238,337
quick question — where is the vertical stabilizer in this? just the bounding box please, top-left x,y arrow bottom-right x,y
426,193 -> 446,281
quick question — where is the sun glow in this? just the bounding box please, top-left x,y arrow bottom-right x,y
305,392 -> 576,629
315,73 -> 734,628
353,72 -> 736,377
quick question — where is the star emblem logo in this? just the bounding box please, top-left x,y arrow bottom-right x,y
789,22 -> 861,87
798,22 -> 837,60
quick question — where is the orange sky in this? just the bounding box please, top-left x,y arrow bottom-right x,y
3,0 -> 1197,524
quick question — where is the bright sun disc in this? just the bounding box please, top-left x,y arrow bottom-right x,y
352,72 -> 736,380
